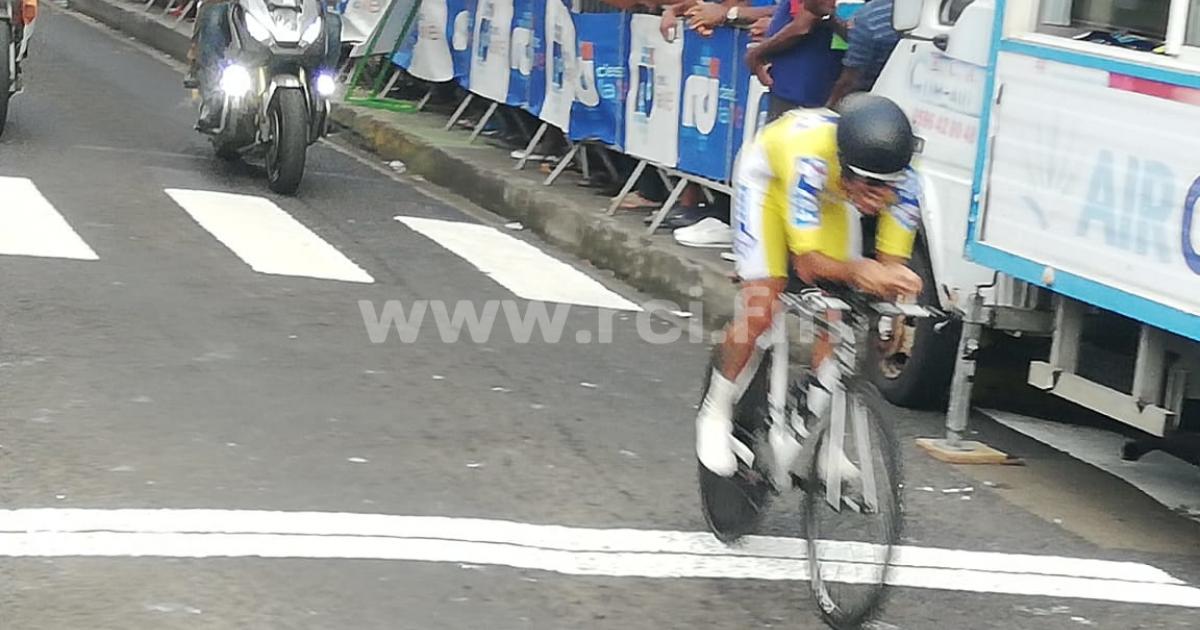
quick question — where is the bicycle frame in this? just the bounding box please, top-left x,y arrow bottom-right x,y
755,288 -> 941,510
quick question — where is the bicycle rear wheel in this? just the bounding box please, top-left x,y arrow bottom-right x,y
697,347 -> 773,544
803,378 -> 903,629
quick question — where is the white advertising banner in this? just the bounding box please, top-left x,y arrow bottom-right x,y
980,52 -> 1200,326
350,0 -> 420,58
623,14 -> 682,168
340,0 -> 388,46
537,0 -> 577,131
408,0 -> 455,82
470,0 -> 515,102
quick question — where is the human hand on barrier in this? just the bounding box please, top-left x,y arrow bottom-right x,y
746,47 -> 773,86
660,7 -> 679,41
750,16 -> 770,41
686,2 -> 727,31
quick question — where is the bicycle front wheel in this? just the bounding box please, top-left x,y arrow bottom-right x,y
803,378 -> 903,629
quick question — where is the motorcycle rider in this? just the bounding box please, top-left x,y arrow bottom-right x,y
183,0 -> 344,130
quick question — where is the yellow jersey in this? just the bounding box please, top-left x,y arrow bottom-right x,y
731,109 -> 922,280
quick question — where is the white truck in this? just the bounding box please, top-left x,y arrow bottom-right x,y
862,0 -> 1200,458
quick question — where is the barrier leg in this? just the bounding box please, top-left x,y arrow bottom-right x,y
415,88 -> 434,112
544,144 -> 579,185
596,147 -> 620,183
515,123 -> 549,170
468,102 -> 499,143
607,160 -> 648,215
144,0 -> 157,11
375,69 -> 402,98
579,145 -> 590,180
161,0 -> 178,16
645,178 -> 687,234
655,167 -> 672,191
445,93 -> 474,130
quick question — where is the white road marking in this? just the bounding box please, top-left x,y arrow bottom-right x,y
2,509 -> 1197,608
0,177 -> 99,260
984,409 -> 1200,521
165,189 -> 374,283
395,216 -> 642,311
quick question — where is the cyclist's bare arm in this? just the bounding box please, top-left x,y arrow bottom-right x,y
793,252 -> 921,299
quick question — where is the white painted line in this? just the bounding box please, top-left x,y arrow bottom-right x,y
166,189 -> 374,283
0,177 -> 99,260
2,509 -> 1197,608
395,216 -> 642,311
984,409 -> 1200,521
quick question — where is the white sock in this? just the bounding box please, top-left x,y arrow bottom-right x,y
696,368 -> 738,476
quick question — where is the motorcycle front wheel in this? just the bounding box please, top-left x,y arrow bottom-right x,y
265,89 -> 308,194
0,26 -> 12,138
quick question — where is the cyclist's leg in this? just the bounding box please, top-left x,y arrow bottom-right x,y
696,167 -> 787,477
696,279 -> 784,476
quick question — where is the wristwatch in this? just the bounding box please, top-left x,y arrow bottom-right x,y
725,5 -> 740,23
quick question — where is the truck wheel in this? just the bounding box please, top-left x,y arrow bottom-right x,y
867,239 -> 961,409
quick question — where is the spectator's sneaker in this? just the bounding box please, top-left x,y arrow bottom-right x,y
674,217 -> 732,248
182,67 -> 200,90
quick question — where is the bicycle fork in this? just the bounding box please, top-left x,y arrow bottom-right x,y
765,311 -> 795,490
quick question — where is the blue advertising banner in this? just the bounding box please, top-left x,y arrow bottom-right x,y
449,0 -> 475,83
569,12 -> 628,148
507,0 -> 536,107
729,28 -> 770,180
676,27 -> 737,182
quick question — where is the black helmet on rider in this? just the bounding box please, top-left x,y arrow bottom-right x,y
834,93 -> 915,183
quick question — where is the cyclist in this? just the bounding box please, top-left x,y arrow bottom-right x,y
696,93 -> 923,477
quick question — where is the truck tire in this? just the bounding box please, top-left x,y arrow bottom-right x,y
867,238 -> 960,409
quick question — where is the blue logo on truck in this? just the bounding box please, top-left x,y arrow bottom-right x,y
1184,176 -> 1200,274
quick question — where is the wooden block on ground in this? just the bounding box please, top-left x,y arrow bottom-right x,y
916,438 -> 1022,465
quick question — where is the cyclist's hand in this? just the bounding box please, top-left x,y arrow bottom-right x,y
849,259 -> 890,296
881,263 -> 922,299
850,261 -> 922,299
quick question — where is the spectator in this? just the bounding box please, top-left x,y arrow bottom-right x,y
652,0 -> 777,230
826,0 -> 903,107
745,0 -> 845,121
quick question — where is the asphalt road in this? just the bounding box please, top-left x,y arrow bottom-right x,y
0,6 -> 1198,629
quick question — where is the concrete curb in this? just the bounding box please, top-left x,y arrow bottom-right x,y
69,0 -> 191,61
68,0 -> 741,328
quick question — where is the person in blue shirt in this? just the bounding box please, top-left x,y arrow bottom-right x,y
826,0 -> 903,107
745,0 -> 846,120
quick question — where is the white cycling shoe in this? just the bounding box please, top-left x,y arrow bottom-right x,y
695,370 -> 746,477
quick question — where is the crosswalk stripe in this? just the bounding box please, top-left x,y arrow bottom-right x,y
395,216 -> 642,311
165,189 -> 374,284
0,176 -> 99,260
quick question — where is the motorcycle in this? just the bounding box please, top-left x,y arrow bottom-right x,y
196,0 -> 341,194
0,0 -> 35,137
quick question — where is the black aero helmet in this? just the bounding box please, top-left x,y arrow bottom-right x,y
834,93 -> 915,182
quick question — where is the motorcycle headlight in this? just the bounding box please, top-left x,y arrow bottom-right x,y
220,64 -> 254,97
244,12 -> 273,43
315,73 -> 336,96
300,19 -> 323,47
